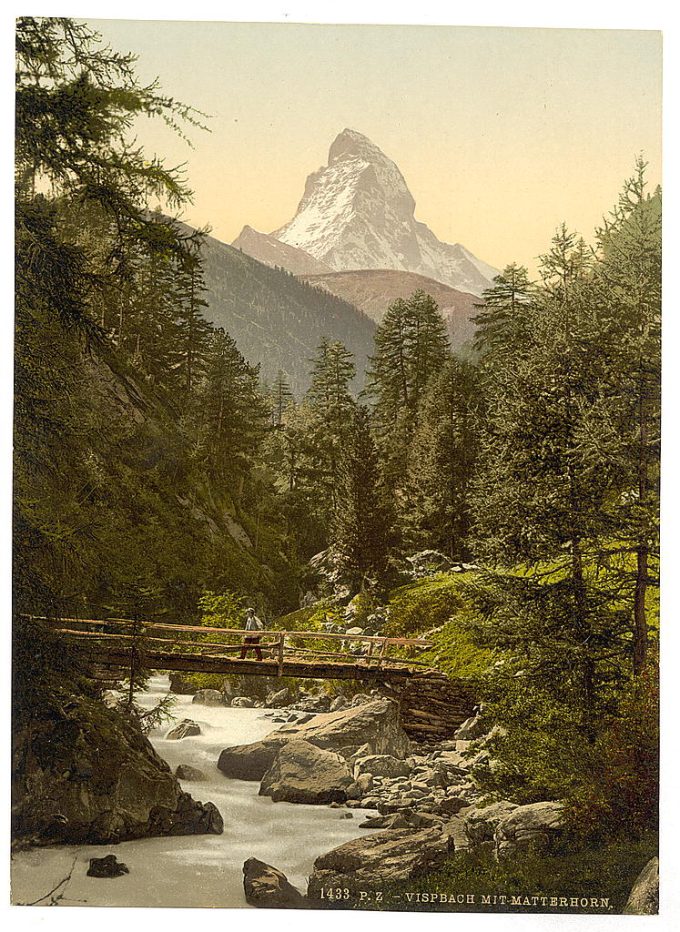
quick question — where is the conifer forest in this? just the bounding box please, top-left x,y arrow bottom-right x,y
12,17 -> 661,913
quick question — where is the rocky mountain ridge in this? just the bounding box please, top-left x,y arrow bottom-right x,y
235,129 -> 498,296
301,268 -> 481,351
191,226 -> 376,395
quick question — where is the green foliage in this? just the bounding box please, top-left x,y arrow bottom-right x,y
385,573 -> 468,637
187,328 -> 269,487
331,406 -> 394,591
415,616 -> 495,681
381,572 -> 493,680
334,834 -> 657,914
463,167 -> 660,828
304,338 -> 357,522
566,660 -> 659,843
366,290 -> 450,487
12,617 -> 93,730
14,17 -> 301,666
198,590 -> 246,628
405,357 -> 481,559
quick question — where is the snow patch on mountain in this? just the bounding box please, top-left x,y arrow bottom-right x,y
270,128 -> 497,296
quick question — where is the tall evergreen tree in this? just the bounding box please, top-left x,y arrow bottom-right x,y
366,290 -> 450,487
332,406 -> 393,592
14,17 -> 207,616
405,357 -> 481,559
575,162 -> 661,674
304,339 -> 356,518
270,370 -> 294,427
471,226 -> 623,743
473,263 -> 536,358
189,329 -> 268,489
172,244 -> 213,404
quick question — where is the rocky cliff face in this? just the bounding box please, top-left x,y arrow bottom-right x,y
12,693 -> 223,846
268,129 -> 497,296
232,225 -> 332,275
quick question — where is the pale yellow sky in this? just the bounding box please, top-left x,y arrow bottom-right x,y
88,20 -> 662,275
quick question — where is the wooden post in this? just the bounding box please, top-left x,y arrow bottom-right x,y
378,638 -> 388,669
366,640 -> 375,666
277,633 -> 285,677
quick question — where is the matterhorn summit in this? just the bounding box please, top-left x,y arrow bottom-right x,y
263,128 -> 497,295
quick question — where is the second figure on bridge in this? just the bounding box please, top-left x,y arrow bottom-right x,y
240,607 -> 264,661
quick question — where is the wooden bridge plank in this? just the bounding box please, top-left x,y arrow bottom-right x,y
73,643 -> 416,681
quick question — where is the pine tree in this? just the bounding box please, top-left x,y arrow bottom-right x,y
575,162 -> 661,674
471,226 -> 623,742
405,357 -> 481,559
189,329 -> 268,489
172,244 -> 213,404
304,339 -> 357,518
332,407 -> 393,592
473,263 -> 536,358
366,290 -> 450,487
270,370 -> 294,427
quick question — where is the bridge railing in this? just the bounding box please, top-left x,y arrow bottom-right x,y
27,615 -> 432,676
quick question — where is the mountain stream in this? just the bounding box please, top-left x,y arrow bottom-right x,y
10,674 -> 378,907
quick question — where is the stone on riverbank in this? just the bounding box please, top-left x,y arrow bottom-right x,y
12,694 -> 223,846
454,711 -> 487,740
259,740 -> 353,804
624,857 -> 659,914
307,825 -> 454,895
243,858 -> 307,909
354,754 -> 411,779
464,800 -> 517,846
494,800 -> 563,860
266,687 -> 291,708
218,699 -> 409,783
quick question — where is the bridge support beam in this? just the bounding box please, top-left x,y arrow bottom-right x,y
382,672 -> 476,742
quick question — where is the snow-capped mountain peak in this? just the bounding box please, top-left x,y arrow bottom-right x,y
269,129 -> 497,296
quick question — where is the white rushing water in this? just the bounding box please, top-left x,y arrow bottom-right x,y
11,675 -> 378,908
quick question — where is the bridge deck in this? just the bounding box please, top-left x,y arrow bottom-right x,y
32,615 -> 431,683
78,643 -> 417,680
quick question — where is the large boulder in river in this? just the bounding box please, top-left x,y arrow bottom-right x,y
218,699 -> 409,781
259,740 -> 353,804
11,694 -> 224,846
624,857 -> 659,915
192,689 -> 224,706
165,719 -> 202,740
494,800 -> 564,860
243,858 -> 307,909
87,854 -> 130,878
307,825 -> 455,897
175,764 -> 208,782
218,734 -> 290,781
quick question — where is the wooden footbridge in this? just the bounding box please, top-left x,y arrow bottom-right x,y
33,615 -> 433,682
30,615 -> 477,740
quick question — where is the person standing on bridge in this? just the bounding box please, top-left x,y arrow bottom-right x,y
240,607 -> 264,661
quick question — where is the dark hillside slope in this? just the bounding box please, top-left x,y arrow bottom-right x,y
196,230 -> 376,395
